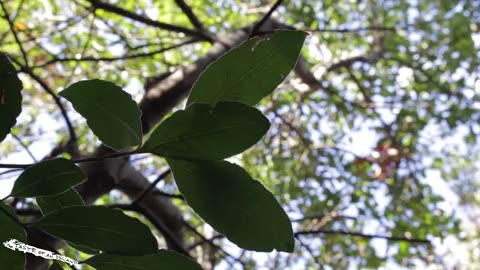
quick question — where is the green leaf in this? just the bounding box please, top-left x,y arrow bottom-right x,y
36,189 -> 100,254
84,250 -> 202,270
48,261 -> 65,270
68,242 -> 100,255
142,101 -> 269,160
0,203 -> 26,270
10,158 -> 86,198
0,52 -> 22,143
30,206 -> 158,255
168,160 -> 294,252
59,79 -> 142,150
37,188 -> 85,215
187,30 -> 307,106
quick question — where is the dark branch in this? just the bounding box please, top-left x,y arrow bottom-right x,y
310,26 -> 395,33
183,221 -> 245,267
10,58 -> 78,148
11,134 -> 37,162
295,229 -> 431,244
108,203 -> 191,257
0,1 -> 29,66
116,183 -> 184,200
249,0 -> 284,38
36,39 -> 199,67
174,0 -> 205,31
0,149 -> 135,169
131,169 -> 172,204
87,0 -> 213,42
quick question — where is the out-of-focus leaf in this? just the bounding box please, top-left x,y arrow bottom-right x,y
0,52 -> 22,143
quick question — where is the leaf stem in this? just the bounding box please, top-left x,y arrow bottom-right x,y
0,150 -> 139,169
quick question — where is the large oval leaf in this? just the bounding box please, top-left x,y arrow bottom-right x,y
141,101 -> 269,160
36,189 -> 100,254
0,52 -> 22,143
10,158 -> 86,198
187,30 -> 307,106
30,206 -> 158,255
168,159 -> 294,252
59,79 -> 142,150
0,203 -> 26,270
36,188 -> 84,215
84,251 -> 202,270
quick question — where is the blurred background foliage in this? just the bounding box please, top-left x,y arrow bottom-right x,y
0,0 -> 479,269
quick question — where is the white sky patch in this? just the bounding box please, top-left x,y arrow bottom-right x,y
396,67 -> 414,88
3,239 -> 78,266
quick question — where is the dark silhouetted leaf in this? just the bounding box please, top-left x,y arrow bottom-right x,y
142,101 -> 269,160
67,242 -> 100,255
59,79 -> 142,150
84,250 -> 202,270
36,190 -> 100,254
48,261 -> 65,270
31,206 -> 157,255
0,203 -> 26,270
168,160 -> 294,252
11,158 -> 86,198
37,188 -> 84,215
187,30 -> 307,106
0,52 -> 22,143
37,189 -> 85,215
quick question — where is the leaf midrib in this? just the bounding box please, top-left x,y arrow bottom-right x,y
13,171 -> 82,196
144,120 -> 262,151
213,45 -> 284,102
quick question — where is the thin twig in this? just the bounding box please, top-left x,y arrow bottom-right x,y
310,26 -> 395,33
108,203 -> 191,257
130,169 -> 172,205
37,39 -> 198,67
295,235 -> 322,267
87,0 -> 213,42
116,183 -> 183,200
0,150 -> 136,169
0,168 -> 23,178
9,58 -> 78,145
183,221 -> 245,268
0,0 -> 29,66
295,229 -> 430,244
11,133 -> 37,162
249,0 -> 284,39
174,0 -> 205,31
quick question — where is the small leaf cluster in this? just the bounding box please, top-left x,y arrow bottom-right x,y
0,30 -> 306,269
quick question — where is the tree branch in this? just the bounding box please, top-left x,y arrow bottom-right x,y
36,39 -> 198,67
249,0 -> 284,38
130,169 -> 172,204
107,203 -> 190,257
0,0 -> 29,66
295,229 -> 430,244
9,58 -> 78,149
87,0 -> 213,42
174,0 -> 205,31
